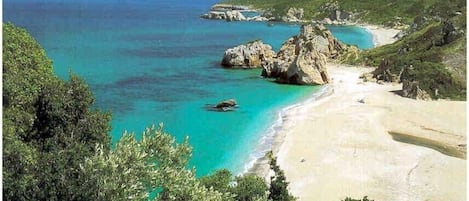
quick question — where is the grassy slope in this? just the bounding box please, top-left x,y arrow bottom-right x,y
351,10 -> 466,100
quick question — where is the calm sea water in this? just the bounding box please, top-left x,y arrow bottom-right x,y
4,0 -> 373,176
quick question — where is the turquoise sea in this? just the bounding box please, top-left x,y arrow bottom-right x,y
4,0 -> 373,176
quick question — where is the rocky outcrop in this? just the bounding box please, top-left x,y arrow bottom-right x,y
281,8 -> 304,22
201,11 -> 227,20
262,24 -> 349,85
210,4 -> 250,11
221,40 -> 275,68
226,10 -> 247,21
201,4 -> 251,21
317,1 -> 354,25
372,59 -> 401,82
201,10 -> 246,21
402,80 -> 431,100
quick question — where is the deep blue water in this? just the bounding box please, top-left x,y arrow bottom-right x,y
4,0 -> 373,176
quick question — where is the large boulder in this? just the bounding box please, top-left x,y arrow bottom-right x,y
372,59 -> 400,82
262,24 -> 348,85
402,80 -> 431,100
221,40 -> 276,68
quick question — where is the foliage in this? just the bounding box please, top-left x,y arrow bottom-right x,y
268,153 -> 296,201
342,196 -> 374,201
231,175 -> 269,201
199,169 -> 234,194
351,18 -> 466,100
2,23 -> 108,201
81,125 -> 232,201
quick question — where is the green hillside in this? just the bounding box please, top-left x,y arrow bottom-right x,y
224,0 -> 465,26
349,8 -> 466,100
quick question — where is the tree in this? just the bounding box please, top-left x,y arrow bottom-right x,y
3,23 -> 111,201
80,125 -> 232,201
231,175 -> 269,201
268,152 -> 296,201
199,169 -> 233,194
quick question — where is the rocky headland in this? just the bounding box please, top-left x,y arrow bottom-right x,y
221,24 -> 358,85
201,4 -> 270,22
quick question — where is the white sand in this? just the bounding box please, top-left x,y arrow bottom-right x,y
276,65 -> 466,201
361,25 -> 401,47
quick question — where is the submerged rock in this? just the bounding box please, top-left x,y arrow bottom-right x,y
215,99 -> 237,108
221,40 -> 275,68
205,99 -> 239,112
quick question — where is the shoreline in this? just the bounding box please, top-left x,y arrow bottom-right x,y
243,24 -> 465,200
243,85 -> 334,178
276,64 -> 466,200
244,25 -> 401,178
359,24 -> 401,47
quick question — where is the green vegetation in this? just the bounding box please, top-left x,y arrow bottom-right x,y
350,16 -> 466,100
3,22 -> 111,200
224,0 -> 465,26
3,22 -> 296,201
268,152 -> 295,201
342,196 -> 374,201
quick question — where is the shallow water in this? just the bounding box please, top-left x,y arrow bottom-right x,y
4,0 -> 373,176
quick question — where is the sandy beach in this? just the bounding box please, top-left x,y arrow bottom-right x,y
361,24 -> 401,46
275,28 -> 467,201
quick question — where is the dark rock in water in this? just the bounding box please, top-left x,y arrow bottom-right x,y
215,99 -> 237,108
205,99 -> 239,112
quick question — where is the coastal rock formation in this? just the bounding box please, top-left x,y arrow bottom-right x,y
402,80 -> 432,100
317,1 -> 354,25
210,4 -> 249,11
201,10 -> 246,21
226,10 -> 247,21
201,4 -> 255,22
281,8 -> 304,22
262,24 -> 353,85
201,11 -> 227,20
221,40 -> 275,68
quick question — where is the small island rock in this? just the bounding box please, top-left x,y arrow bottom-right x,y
215,99 -> 238,108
